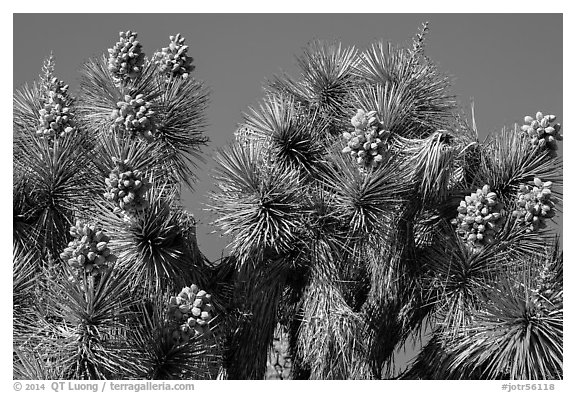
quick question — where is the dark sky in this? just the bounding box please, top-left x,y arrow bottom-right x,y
13,14 -> 563,262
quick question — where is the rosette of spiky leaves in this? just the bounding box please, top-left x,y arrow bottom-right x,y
442,257 -> 563,380
153,33 -> 195,81
478,126 -> 563,197
355,40 -> 456,138
512,178 -> 558,233
209,142 -> 307,268
418,224 -> 507,334
59,220 -> 117,276
352,80 -> 418,140
13,132 -> 100,257
97,186 -> 202,294
520,112 -> 562,156
107,30 -> 146,85
393,130 -> 459,206
420,209 -> 558,338
77,53 -> 159,138
28,264 -> 146,379
125,290 -> 221,380
319,147 -> 407,240
400,238 -> 563,381
151,74 -> 209,189
267,41 -> 359,134
79,33 -> 209,190
241,95 -> 328,178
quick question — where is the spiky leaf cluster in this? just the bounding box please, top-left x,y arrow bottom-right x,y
107,30 -> 145,84
165,284 -> 214,345
512,178 -> 556,233
104,158 -> 151,215
520,112 -> 562,154
341,109 -> 390,168
14,29 -> 215,381
210,143 -> 307,265
452,185 -> 504,248
59,220 -> 117,275
153,33 -> 195,81
442,261 -> 563,380
110,94 -> 156,141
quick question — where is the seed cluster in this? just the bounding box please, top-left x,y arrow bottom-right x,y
520,112 -> 562,154
512,178 -> 556,233
165,284 -> 214,345
37,78 -> 76,141
107,30 -> 146,83
104,159 -> 151,214
452,185 -> 505,248
59,220 -> 117,274
110,94 -> 156,141
342,109 -> 390,168
153,33 -> 195,80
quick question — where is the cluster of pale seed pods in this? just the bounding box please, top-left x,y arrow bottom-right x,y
153,33 -> 195,81
511,177 -> 556,233
342,109 -> 391,169
107,30 -> 146,83
520,112 -> 562,155
59,220 -> 116,275
110,94 -> 156,141
452,185 -> 505,249
104,158 -> 151,215
37,78 -> 76,141
165,284 -> 214,345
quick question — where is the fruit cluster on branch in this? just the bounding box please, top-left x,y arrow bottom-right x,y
59,220 -> 117,275
512,178 -> 556,233
104,159 -> 151,215
107,30 -> 145,83
452,185 -> 505,248
153,33 -> 195,81
165,284 -> 214,345
520,112 -> 562,154
37,78 -> 76,141
110,94 -> 156,141
342,109 -> 390,168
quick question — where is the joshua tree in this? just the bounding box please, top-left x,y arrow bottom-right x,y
13,31 -> 222,379
13,24 -> 562,381
209,23 -> 563,379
